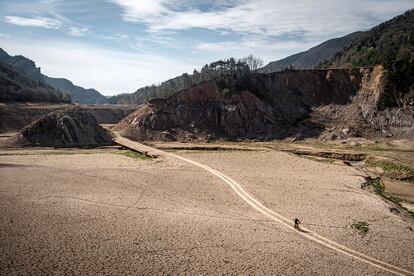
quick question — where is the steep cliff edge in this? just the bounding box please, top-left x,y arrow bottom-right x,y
114,67 -> 413,141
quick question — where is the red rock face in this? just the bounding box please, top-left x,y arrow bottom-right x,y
114,67 -> 414,141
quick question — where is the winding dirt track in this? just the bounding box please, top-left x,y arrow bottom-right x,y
114,133 -> 414,276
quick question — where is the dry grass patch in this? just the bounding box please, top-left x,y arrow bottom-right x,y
116,149 -> 151,160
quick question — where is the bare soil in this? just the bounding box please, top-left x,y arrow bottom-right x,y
1,146 -> 413,275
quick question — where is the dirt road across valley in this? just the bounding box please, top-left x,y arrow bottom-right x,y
1,138 -> 413,274
113,134 -> 414,276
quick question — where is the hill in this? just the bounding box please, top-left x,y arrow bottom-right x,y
43,76 -> 108,104
259,32 -> 363,73
322,9 -> 414,108
114,67 -> 414,141
0,48 -> 108,104
108,58 -> 249,104
0,63 -> 71,103
10,107 -> 112,147
323,9 -> 414,68
109,33 -> 362,105
0,50 -> 44,82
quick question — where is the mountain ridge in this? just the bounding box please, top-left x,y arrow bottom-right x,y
322,9 -> 414,68
43,75 -> 108,104
0,62 -> 71,103
0,48 -> 108,104
109,32 -> 364,105
258,32 -> 363,73
322,9 -> 414,109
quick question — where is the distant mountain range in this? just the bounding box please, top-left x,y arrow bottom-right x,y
258,32 -> 363,73
0,48 -> 108,104
42,76 -> 107,104
111,30 -> 364,105
322,9 -> 414,68
0,62 -> 71,103
3,9 -> 412,106
322,9 -> 414,108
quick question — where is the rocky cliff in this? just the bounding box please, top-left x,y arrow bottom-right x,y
114,67 -> 413,141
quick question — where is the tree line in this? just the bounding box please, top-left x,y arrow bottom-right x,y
109,54 -> 263,104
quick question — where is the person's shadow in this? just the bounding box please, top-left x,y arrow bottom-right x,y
295,226 -> 309,233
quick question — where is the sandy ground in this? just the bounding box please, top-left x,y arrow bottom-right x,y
1,147 -> 413,275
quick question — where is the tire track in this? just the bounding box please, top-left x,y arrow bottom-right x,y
114,134 -> 414,275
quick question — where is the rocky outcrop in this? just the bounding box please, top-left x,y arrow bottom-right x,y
14,107 -> 112,147
114,67 -> 414,142
313,66 -> 414,140
0,104 -> 137,133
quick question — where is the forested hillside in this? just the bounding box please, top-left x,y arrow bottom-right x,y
0,63 -> 71,103
109,57 -> 252,104
259,32 -> 362,73
0,48 -> 107,104
322,9 -> 414,108
324,10 -> 413,68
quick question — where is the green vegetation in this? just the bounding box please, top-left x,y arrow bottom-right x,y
381,58 -> 414,109
366,177 -> 385,196
323,10 -> 414,69
367,160 -> 414,180
108,54 -> 262,105
116,150 -> 151,160
351,221 -> 369,236
295,140 -> 410,152
364,176 -> 414,219
0,63 -> 71,103
302,156 -> 335,164
321,10 -> 414,109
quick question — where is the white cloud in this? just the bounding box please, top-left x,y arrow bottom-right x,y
4,15 -> 62,29
113,0 -> 414,39
1,38 -> 198,95
98,33 -> 130,41
112,0 -> 167,20
111,0 -> 414,66
68,26 -> 88,37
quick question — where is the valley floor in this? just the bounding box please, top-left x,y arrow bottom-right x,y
0,145 -> 413,275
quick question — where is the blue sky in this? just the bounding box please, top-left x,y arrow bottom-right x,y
0,0 -> 412,95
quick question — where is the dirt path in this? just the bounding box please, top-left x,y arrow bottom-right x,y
114,133 -> 414,276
